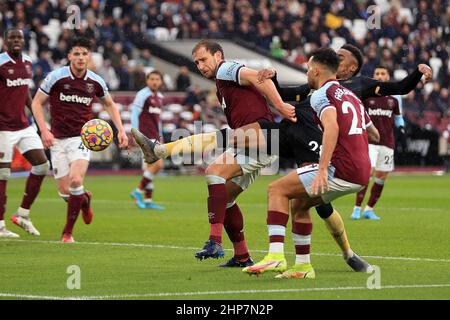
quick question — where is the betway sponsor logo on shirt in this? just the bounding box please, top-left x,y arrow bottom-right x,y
6,78 -> 32,87
148,107 -> 161,114
368,108 -> 393,117
60,92 -> 93,105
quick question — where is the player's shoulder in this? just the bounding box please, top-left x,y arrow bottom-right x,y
85,69 -> 107,87
136,86 -> 152,99
22,53 -> 33,64
46,66 -> 72,81
216,60 -> 245,82
0,52 -> 11,67
311,80 -> 339,105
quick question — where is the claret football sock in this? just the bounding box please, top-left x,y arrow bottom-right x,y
267,211 -> 289,254
367,178 -> 385,208
224,202 -> 249,260
139,170 -> 154,200
292,222 -> 313,264
0,180 -> 6,221
20,173 -> 45,210
206,175 -> 227,244
63,186 -> 84,235
355,185 -> 368,206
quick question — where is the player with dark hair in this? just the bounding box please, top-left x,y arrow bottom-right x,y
243,47 -> 374,278
31,36 -> 128,243
0,28 -> 49,238
352,66 -> 406,220
130,70 -> 165,210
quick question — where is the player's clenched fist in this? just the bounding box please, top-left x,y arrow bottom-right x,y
418,64 -> 432,84
117,130 -> 129,149
276,102 -> 297,123
257,68 -> 276,84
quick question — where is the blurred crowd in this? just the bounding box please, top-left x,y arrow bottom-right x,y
0,0 -> 449,131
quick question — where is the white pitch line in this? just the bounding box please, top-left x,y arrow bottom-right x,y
1,239 -> 449,263
1,284 -> 449,300
7,197 -> 450,212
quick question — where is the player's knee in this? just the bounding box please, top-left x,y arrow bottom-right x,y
0,168 -> 11,181
69,186 -> 85,196
205,174 -> 226,185
205,164 -> 225,178
31,161 -> 50,176
315,203 -> 334,219
69,175 -> 84,188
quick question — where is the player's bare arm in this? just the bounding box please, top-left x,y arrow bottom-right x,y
256,68 -> 311,102
362,64 -> 433,99
100,94 -> 129,149
366,123 -> 380,144
239,67 -> 297,122
31,90 -> 54,149
311,108 -> 339,195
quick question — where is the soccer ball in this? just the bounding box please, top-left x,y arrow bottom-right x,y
80,119 -> 114,151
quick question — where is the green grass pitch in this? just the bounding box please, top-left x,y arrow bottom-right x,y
0,173 -> 449,300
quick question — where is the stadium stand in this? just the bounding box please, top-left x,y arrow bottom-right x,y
0,0 -> 448,167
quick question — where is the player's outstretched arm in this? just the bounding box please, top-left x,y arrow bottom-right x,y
101,94 -> 129,149
31,90 -> 54,149
257,68 -> 311,102
239,67 -> 297,122
311,108 -> 339,196
361,64 -> 432,99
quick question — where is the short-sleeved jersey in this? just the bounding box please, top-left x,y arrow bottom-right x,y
131,87 -> 163,139
215,61 -> 274,129
39,66 -> 108,138
310,80 -> 371,186
363,95 -> 401,149
0,52 -> 33,131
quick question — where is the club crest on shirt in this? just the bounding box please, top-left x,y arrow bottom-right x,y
8,69 -> 14,75
25,64 -> 32,75
64,84 -> 71,90
387,99 -> 395,108
369,100 -> 375,106
86,83 -> 95,94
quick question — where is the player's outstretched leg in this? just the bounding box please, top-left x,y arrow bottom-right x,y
321,206 -> 373,272
131,128 -> 162,164
220,202 -> 253,267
